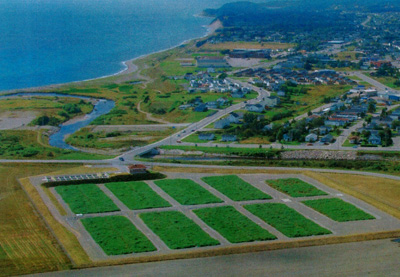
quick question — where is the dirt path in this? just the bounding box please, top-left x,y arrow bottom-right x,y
137,101 -> 171,124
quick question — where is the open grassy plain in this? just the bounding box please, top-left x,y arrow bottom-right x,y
105,181 -> 171,210
245,203 -> 331,237
199,41 -> 296,50
194,206 -> 276,243
201,175 -> 271,201
304,172 -> 400,219
139,211 -> 220,249
0,130 -> 113,160
81,216 -> 156,255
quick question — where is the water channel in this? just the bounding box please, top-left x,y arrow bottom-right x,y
0,93 -> 115,150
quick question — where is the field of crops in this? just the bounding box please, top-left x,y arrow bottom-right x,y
139,211 -> 220,249
0,164 -> 79,276
266,178 -> 328,197
302,198 -> 375,222
81,216 -> 156,255
201,175 -> 271,201
194,206 -> 276,243
154,179 -> 222,205
105,181 -> 171,210
245,203 -> 331,237
55,184 -> 120,214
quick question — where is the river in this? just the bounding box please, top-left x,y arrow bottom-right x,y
0,93 -> 115,150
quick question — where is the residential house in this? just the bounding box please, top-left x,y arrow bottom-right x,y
388,94 -> 400,101
277,91 -> 286,97
368,134 -> 382,145
349,136 -> 361,144
324,117 -> 350,126
320,134 -> 334,143
319,126 -> 332,135
206,101 -> 219,109
194,104 -> 208,112
305,133 -> 318,142
246,104 -> 265,113
179,104 -> 192,110
227,112 -> 242,123
216,97 -> 229,106
263,96 -> 280,107
221,135 -> 237,142
283,132 -> 293,142
214,118 -> 230,129
231,91 -> 246,98
198,133 -> 215,141
371,117 -> 393,128
263,123 -> 274,131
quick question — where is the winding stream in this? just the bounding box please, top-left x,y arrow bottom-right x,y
0,93 -> 115,150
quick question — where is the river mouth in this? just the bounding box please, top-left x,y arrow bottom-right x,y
0,92 -> 115,150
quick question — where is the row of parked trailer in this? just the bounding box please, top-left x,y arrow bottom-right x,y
43,172 -> 110,182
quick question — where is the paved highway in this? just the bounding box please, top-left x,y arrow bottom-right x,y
351,71 -> 400,93
118,80 -> 271,160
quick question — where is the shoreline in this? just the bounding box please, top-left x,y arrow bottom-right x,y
1,19 -> 222,94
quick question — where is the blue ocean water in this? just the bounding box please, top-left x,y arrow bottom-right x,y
0,0 -> 264,91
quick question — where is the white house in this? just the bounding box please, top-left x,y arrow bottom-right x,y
305,133 -> 318,142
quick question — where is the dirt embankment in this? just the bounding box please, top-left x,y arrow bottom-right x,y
281,150 -> 358,161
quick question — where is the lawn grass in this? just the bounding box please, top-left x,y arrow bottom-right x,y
81,216 -> 156,255
302,198 -> 375,222
105,181 -> 171,210
266,178 -> 328,197
154,179 -> 222,205
139,211 -> 220,249
245,203 -> 332,238
201,175 -> 271,201
194,206 -> 276,243
55,184 -> 120,214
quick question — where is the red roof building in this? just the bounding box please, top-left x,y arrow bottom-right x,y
128,164 -> 148,174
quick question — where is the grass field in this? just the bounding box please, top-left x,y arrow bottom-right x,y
367,74 -> 400,89
266,178 -> 328,197
0,164 -> 77,276
139,211 -> 220,249
55,184 -> 120,214
302,198 -> 375,222
66,127 -> 178,150
81,216 -> 156,255
154,179 -> 222,205
200,41 -> 295,50
201,175 -> 271,201
194,206 -> 276,243
105,181 -> 171,210
245,203 -> 332,238
160,145 -> 274,157
0,130 -> 113,160
304,172 -> 400,219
